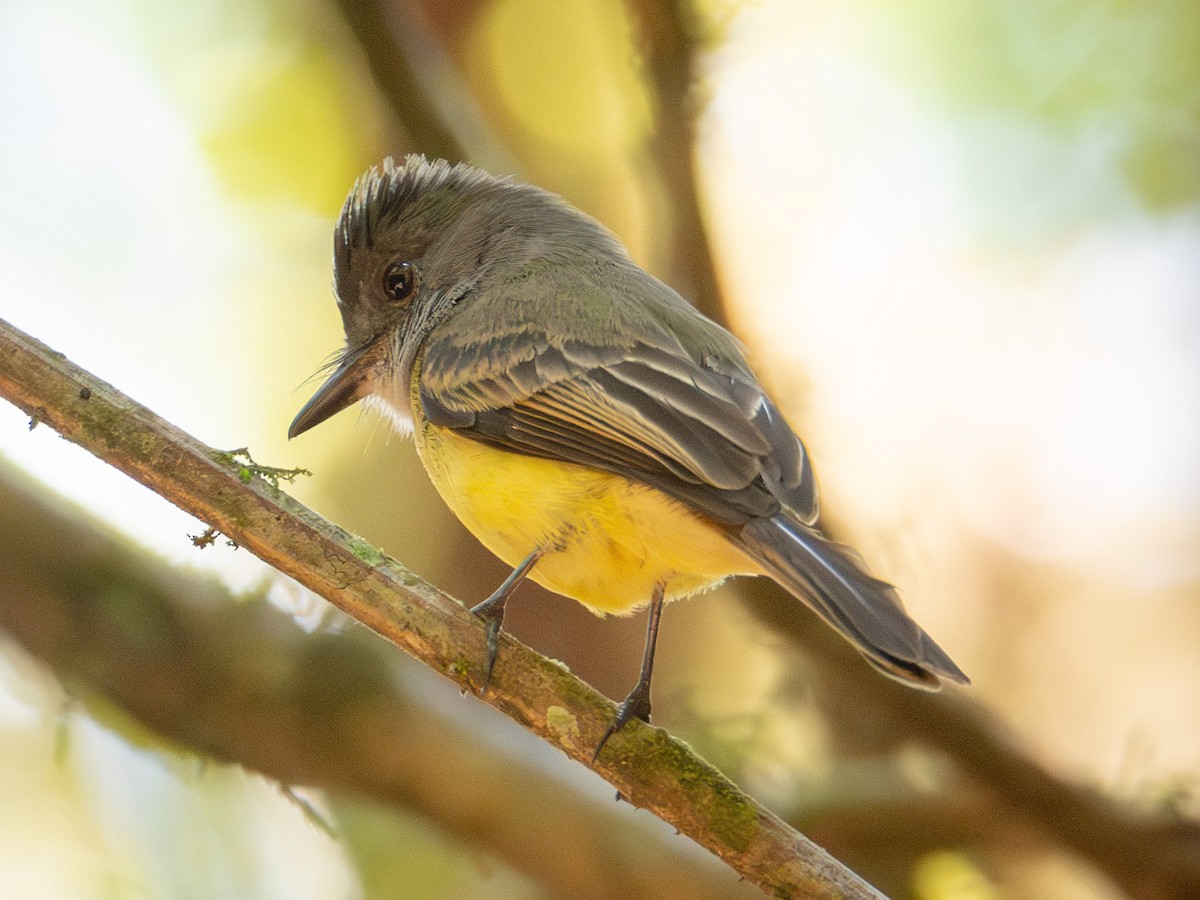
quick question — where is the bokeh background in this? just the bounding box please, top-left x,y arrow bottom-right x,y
1,0 -> 1198,897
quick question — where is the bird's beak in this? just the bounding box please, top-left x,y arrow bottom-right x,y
288,343 -> 377,439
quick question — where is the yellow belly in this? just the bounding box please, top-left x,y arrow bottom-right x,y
414,420 -> 762,615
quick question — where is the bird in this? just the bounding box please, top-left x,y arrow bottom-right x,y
289,155 -> 968,757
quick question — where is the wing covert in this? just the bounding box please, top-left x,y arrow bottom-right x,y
419,332 -> 819,527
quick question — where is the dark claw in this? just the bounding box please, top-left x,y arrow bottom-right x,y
470,548 -> 543,694
471,594 -> 506,694
592,681 -> 653,763
592,586 -> 665,764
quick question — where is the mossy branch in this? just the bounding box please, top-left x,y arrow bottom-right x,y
0,457 -> 759,900
0,316 -> 884,897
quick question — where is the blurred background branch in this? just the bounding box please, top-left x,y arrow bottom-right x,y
744,582 -> 1200,900
623,0 -> 727,322
330,0 -> 516,173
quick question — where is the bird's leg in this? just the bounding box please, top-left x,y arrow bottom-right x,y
593,582 -> 666,762
472,547 -> 544,692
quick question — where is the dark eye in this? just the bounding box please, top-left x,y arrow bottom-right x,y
383,261 -> 417,302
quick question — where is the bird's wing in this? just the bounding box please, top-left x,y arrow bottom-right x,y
417,324 -> 818,527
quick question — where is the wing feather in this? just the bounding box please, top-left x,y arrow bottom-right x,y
419,330 -> 818,526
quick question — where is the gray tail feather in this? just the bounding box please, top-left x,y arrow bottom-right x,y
736,516 -> 968,689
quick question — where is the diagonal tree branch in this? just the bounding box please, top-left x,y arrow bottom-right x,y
0,457 -> 759,900
0,316 -> 883,897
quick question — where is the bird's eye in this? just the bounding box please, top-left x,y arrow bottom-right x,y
383,261 -> 418,303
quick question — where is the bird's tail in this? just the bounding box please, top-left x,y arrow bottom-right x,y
735,516 -> 968,689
